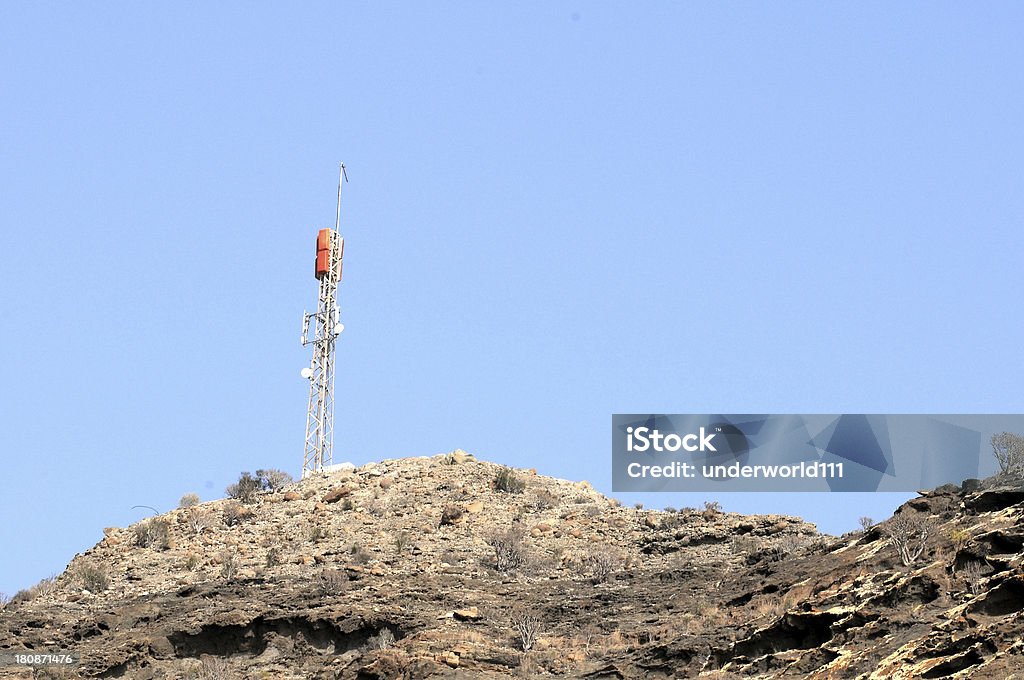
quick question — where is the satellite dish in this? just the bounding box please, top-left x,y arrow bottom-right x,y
334,323 -> 345,335
300,367 -> 313,379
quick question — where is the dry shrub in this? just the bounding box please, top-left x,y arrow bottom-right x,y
488,528 -> 527,572
510,607 -> 541,651
393,531 -> 411,553
9,576 -> 57,606
222,501 -> 251,527
256,468 -> 293,491
961,560 -> 985,595
885,511 -> 934,566
317,568 -> 349,595
585,548 -> 620,584
367,627 -> 396,650
75,563 -> 109,592
219,551 -> 238,580
134,518 -> 171,549
439,505 -> 464,526
350,543 -> 373,565
225,471 -> 262,503
528,489 -> 560,511
187,508 -> 214,535
494,467 -> 526,494
178,493 -> 201,509
191,657 -> 232,679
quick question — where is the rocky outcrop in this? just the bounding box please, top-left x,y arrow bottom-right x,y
1,456 -> 1022,678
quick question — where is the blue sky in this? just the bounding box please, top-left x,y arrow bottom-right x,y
2,3 -> 1023,596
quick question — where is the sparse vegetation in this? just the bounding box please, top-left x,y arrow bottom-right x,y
256,468 -> 294,491
220,551 -> 238,580
191,657 -> 231,679
368,627 -> 396,650
885,511 -> 934,566
0,592 -> 9,608
265,547 -> 281,567
393,531 -> 411,553
859,516 -> 874,531
961,560 -> 985,595
134,518 -> 171,550
184,553 -> 200,571
309,524 -> 329,543
9,576 -> 56,607
585,548 -> 620,584
664,506 -> 677,513
494,466 -> 527,494
488,528 -> 527,572
178,493 -> 201,509
317,568 -> 349,595
510,607 -> 541,651
528,489 -> 560,511
350,543 -> 373,565
991,432 -> 1024,478
948,527 -> 971,554
186,508 -> 214,535
75,563 -> 109,592
222,500 -> 251,527
634,502 -> 644,510
703,501 -> 722,519
226,471 -> 263,503
439,504 -> 464,526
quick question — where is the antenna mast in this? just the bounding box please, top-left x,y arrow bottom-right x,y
301,164 -> 347,477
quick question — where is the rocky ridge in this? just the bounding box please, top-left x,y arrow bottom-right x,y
1,452 -> 1022,678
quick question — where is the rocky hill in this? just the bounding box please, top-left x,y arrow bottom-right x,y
1,452 -> 1022,679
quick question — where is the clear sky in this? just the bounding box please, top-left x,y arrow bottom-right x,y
2,3 -> 1023,597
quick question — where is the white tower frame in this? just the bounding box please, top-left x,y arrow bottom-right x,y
301,164 -> 347,477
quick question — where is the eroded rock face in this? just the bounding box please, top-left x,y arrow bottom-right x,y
1,455 -> 1022,678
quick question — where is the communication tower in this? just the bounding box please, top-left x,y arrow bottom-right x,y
300,164 -> 348,476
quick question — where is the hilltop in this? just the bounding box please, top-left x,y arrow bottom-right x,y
1,452 -> 1022,678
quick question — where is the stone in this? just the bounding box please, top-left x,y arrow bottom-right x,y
445,449 -> 475,465
322,487 -> 352,503
453,606 -> 482,621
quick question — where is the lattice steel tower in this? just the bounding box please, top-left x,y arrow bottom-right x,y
301,164 -> 348,476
